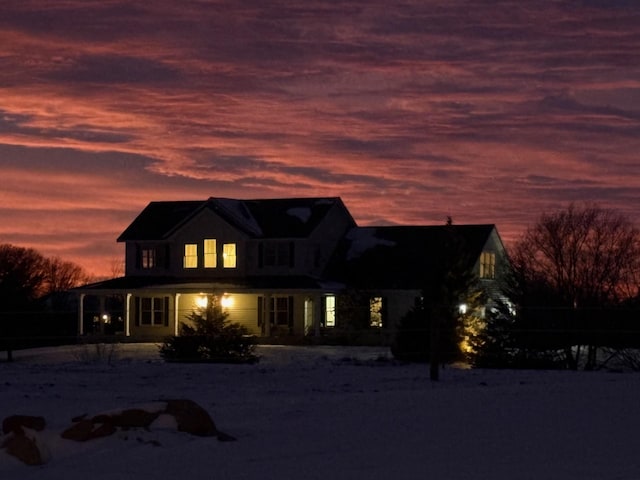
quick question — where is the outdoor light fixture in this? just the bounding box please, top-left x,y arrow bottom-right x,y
195,295 -> 208,309
220,294 -> 233,308
458,304 -> 468,315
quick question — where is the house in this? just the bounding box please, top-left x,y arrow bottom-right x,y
76,197 -> 507,342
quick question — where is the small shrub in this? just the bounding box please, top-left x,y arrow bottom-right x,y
74,342 -> 120,365
391,306 -> 430,362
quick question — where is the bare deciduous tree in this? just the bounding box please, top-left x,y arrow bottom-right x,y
109,257 -> 125,278
43,256 -> 89,295
0,245 -> 90,361
513,203 -> 639,307
0,244 -> 48,306
511,203 -> 640,368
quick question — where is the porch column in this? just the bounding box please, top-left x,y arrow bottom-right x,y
99,296 -> 106,334
313,294 -> 322,337
125,293 -> 132,337
264,293 -> 272,337
78,293 -> 85,336
174,293 -> 181,336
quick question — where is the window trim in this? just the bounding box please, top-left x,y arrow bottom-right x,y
223,243 -> 236,268
325,295 -> 336,327
141,247 -> 156,269
204,239 -> 217,268
479,251 -> 496,279
184,243 -> 198,269
136,296 -> 169,327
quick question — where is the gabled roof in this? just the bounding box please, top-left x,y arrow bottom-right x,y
117,201 -> 204,242
327,224 -> 497,289
117,197 -> 353,242
242,197 -> 354,238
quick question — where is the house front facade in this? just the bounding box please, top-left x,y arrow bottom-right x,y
76,197 -> 507,343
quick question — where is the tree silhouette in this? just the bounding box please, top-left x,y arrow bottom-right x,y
510,204 -> 640,369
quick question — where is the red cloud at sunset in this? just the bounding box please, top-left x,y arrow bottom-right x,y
0,0 -> 638,277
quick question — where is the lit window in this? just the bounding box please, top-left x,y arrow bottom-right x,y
223,243 -> 236,268
204,239 -> 217,268
141,248 -> 156,269
140,297 -> 166,326
370,297 -> 383,328
184,244 -> 198,269
325,295 -> 336,327
479,252 -> 496,279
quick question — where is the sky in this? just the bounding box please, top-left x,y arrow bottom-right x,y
1,0 -> 639,278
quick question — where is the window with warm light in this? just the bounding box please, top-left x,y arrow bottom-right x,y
479,252 -> 496,279
325,295 -> 336,327
204,239 -> 217,268
184,243 -> 198,269
223,243 -> 236,268
370,297 -> 383,328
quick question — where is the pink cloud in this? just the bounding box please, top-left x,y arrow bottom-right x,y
0,0 -> 638,275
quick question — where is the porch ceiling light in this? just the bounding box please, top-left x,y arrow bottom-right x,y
221,294 -> 233,309
195,295 -> 208,309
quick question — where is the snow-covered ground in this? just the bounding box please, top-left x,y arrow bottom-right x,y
1,343 -> 639,479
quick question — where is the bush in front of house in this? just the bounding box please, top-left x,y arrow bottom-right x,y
159,295 -> 258,363
390,306 -> 430,362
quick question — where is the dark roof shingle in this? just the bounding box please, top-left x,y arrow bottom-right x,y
327,224 -> 496,289
117,197 -> 352,241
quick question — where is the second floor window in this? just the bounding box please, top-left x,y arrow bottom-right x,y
223,243 -> 236,268
204,239 -> 217,268
141,248 -> 156,269
260,241 -> 295,268
184,244 -> 198,269
479,252 -> 496,279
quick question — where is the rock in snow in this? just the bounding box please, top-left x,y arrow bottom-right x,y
0,415 -> 49,466
2,399 -> 233,466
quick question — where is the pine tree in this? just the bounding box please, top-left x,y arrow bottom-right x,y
160,295 -> 257,363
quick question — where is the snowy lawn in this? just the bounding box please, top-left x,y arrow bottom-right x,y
1,343 -> 639,479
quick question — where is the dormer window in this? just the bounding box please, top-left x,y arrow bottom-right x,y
184,244 -> 198,269
141,248 -> 156,269
479,252 -> 496,279
223,243 -> 236,268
